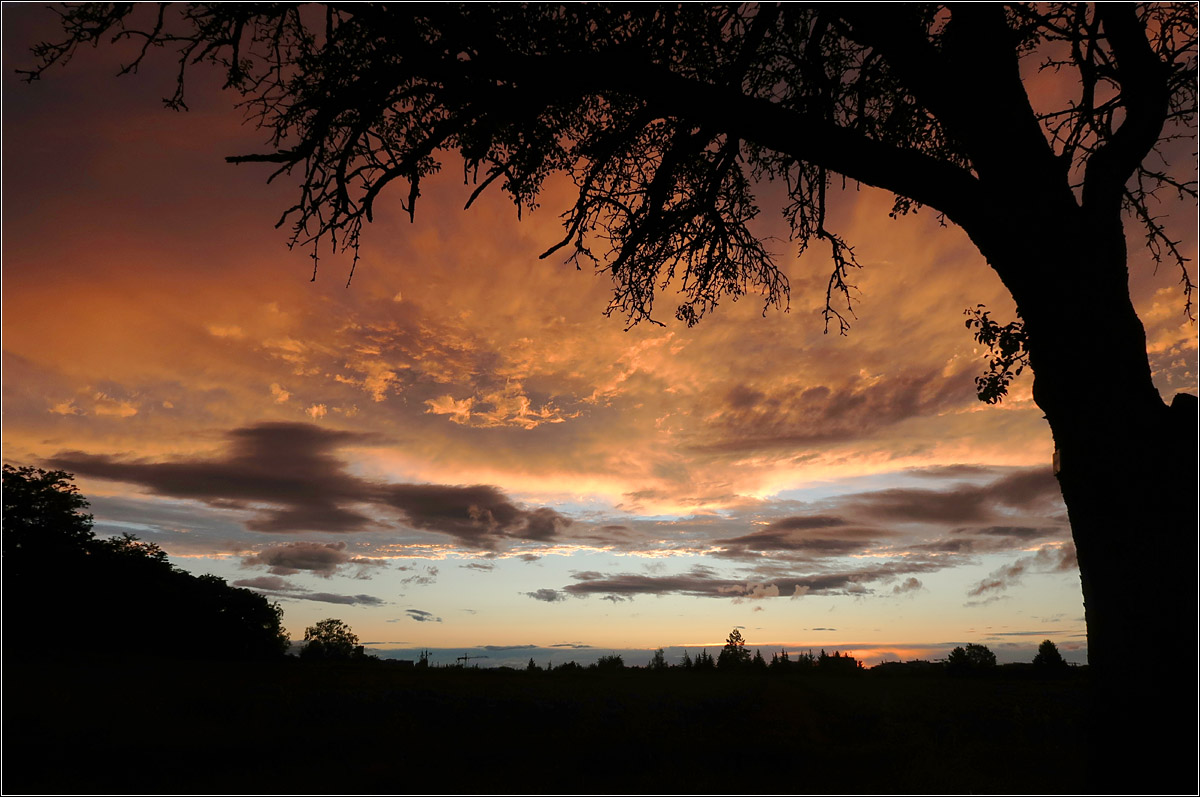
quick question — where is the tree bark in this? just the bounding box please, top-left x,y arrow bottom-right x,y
967,197 -> 1198,792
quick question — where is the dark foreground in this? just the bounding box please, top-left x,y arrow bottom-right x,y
4,657 -> 1113,794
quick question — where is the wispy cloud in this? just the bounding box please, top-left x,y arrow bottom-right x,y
405,609 -> 443,623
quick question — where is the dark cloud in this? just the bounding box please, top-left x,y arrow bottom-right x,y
838,467 -> 1063,525
986,468 -> 1063,509
562,568 -> 825,599
905,465 -> 999,479
462,562 -> 496,572
482,644 -> 537,651
843,486 -> 990,524
51,423 -> 378,533
550,642 -> 594,649
50,422 -> 572,550
517,554 -> 541,563
892,577 -> 923,595
233,575 -> 293,591
233,576 -> 386,606
967,544 -> 1076,598
241,541 -> 386,578
401,566 -> 439,586
573,466 -> 1069,569
572,523 -> 635,545
405,609 -> 442,623
570,570 -> 606,581
909,538 -> 980,554
715,518 -> 890,559
382,483 -> 572,549
765,515 -> 848,531
692,370 -> 975,454
525,588 -> 567,603
964,526 -> 1057,539
563,558 -> 954,601
305,592 -> 386,606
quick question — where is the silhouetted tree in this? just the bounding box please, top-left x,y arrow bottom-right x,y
946,643 -> 998,675
649,648 -> 668,670
2,465 -> 290,661
679,649 -> 693,670
302,618 -> 360,660
595,653 -> 625,671
187,572 -> 291,659
816,649 -> 857,673
719,628 -> 752,670
1032,639 -> 1069,674
21,6 -> 1198,781
694,649 -> 715,670
2,464 -> 94,574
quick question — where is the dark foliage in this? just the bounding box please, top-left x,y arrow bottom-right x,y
301,617 -> 362,660
964,305 -> 1030,404
2,464 -> 290,662
3,656 -> 1116,794
718,627 -> 752,670
14,7 -> 1199,783
946,643 -> 998,676
1032,639 -> 1070,675
3,464 -> 94,570
818,648 -> 863,673
19,5 -> 1194,332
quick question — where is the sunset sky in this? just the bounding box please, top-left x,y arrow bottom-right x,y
3,6 -> 1196,667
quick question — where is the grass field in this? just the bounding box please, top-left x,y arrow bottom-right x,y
4,657 -> 1101,794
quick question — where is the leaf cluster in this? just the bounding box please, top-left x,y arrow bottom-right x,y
964,305 -> 1030,404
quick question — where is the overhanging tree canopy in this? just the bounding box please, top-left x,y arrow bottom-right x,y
28,5 -> 1193,328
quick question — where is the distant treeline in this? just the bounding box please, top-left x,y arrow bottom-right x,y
345,635 -> 1080,679
2,465 -> 1079,680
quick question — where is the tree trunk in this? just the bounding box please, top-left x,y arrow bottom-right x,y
971,204 -> 1198,792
